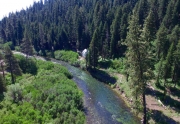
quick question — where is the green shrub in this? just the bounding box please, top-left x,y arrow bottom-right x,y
15,55 -> 38,75
4,83 -> 23,103
0,75 -> 6,94
45,50 -> 55,58
0,57 -> 85,124
54,50 -> 79,66
98,58 -> 126,73
110,58 -> 125,73
36,60 -> 72,78
15,46 -> 21,51
80,59 -> 86,70
0,102 -> 51,124
3,41 -> 14,50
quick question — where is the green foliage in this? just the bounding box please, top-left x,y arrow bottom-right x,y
79,59 -> 86,70
98,58 -> 125,73
125,13 -> 152,123
0,59 -> 85,124
54,50 -> 79,66
0,102 -> 51,124
155,24 -> 169,60
4,46 -> 22,84
15,54 -> 38,75
1,0 -> 180,123
110,8 -> 121,58
88,29 -> 99,68
3,42 -> 14,50
4,73 -> 13,85
110,59 -> 125,73
45,50 -> 54,58
21,26 -> 34,56
36,60 -> 72,79
15,46 -> 21,51
0,75 -> 6,94
4,83 -> 23,103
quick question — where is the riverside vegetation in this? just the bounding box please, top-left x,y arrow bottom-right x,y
97,59 -> 180,124
0,49 -> 85,124
54,50 -> 80,66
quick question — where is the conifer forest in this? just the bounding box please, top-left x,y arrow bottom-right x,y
0,0 -> 180,124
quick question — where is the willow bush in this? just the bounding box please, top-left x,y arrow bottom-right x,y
0,56 -> 85,124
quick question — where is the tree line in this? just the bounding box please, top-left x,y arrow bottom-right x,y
0,0 -> 138,57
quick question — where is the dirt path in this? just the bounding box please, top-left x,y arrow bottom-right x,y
146,89 -> 180,123
109,72 -> 180,123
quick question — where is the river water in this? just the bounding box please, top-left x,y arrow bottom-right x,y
13,51 -> 140,123
51,59 -> 140,124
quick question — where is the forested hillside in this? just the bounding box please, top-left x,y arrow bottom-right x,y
0,0 -> 179,59
0,0 -> 138,57
0,0 -> 180,123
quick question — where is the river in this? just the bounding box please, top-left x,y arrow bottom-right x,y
51,59 -> 140,124
13,51 -> 140,124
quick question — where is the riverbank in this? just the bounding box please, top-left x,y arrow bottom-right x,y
87,68 -> 138,112
60,55 -> 180,123
90,68 -> 180,124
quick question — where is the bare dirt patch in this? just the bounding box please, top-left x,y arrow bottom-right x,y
108,72 -> 180,123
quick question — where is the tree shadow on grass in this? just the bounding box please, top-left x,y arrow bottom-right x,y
155,83 -> 165,91
156,82 -> 180,98
146,88 -> 180,113
170,87 -> 180,98
88,68 -> 117,84
149,109 -> 179,124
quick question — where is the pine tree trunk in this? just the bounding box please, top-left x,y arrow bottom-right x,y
156,73 -> 160,86
156,60 -> 162,86
2,66 -> 5,79
172,65 -> 177,88
174,82 -> 177,88
93,47 -> 95,69
9,59 -> 15,84
9,60 -> 15,84
0,63 -> 5,79
126,74 -> 129,82
164,79 -> 167,101
143,91 -> 147,124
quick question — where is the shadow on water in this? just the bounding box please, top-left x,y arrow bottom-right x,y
150,109 -> 179,124
88,68 -> 117,84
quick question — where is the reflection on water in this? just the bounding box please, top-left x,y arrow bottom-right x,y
52,59 -> 140,124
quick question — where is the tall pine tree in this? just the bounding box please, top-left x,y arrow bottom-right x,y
88,29 -> 99,68
4,46 -> 22,84
126,14 -> 151,124
21,26 -> 34,58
